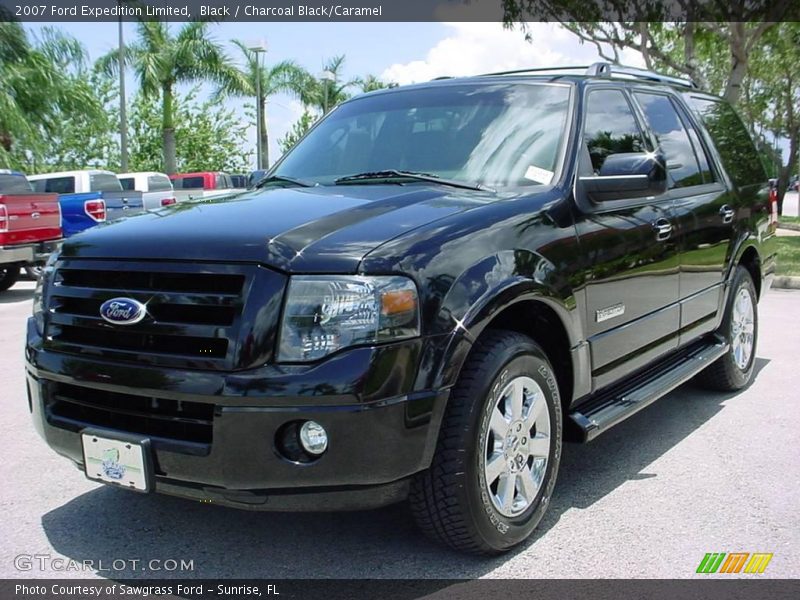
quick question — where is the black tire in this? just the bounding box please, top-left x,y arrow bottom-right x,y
696,265 -> 758,391
0,264 -> 20,292
24,265 -> 43,280
410,329 -> 562,554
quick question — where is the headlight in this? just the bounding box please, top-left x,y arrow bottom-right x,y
278,275 -> 420,362
32,251 -> 59,335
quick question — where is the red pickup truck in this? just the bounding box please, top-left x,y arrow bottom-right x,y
0,170 -> 62,292
169,171 -> 245,202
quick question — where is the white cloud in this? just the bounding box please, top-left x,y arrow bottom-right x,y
382,22 -> 645,86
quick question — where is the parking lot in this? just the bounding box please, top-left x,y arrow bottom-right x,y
1,281 -> 798,579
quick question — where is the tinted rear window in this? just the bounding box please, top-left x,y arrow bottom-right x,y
0,173 -> 33,193
147,175 -> 173,192
32,177 -> 75,194
119,177 -> 135,191
688,97 -> 766,187
218,174 -> 232,188
172,176 -> 205,189
90,173 -> 123,192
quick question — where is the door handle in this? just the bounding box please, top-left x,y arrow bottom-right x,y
720,205 -> 735,224
652,218 -> 673,241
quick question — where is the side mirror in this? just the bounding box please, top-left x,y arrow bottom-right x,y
579,152 -> 667,203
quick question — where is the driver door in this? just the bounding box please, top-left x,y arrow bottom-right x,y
573,87 -> 681,390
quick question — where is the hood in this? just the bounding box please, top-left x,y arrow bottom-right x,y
59,184 -> 490,272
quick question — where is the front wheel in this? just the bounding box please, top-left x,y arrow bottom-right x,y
410,330 -> 562,554
696,265 -> 758,391
0,264 -> 20,292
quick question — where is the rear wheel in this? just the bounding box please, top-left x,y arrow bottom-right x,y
0,264 -> 20,292
696,265 -> 758,391
410,330 -> 562,554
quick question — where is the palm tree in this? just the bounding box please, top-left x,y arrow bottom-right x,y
98,21 -> 243,174
218,40 -> 309,169
0,23 -> 99,163
355,74 -> 397,93
300,55 -> 356,115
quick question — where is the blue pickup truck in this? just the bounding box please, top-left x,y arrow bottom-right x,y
28,170 -> 144,237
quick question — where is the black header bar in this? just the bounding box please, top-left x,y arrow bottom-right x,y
1,0 -> 797,23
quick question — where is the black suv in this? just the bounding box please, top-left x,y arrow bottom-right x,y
26,63 -> 777,554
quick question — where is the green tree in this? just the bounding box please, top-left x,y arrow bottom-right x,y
278,110 -> 317,155
217,41 -> 309,169
743,22 -> 800,210
299,55 -> 356,114
499,1 -> 793,104
355,74 -> 396,93
0,23 -> 101,169
98,21 -> 244,174
128,87 -> 252,173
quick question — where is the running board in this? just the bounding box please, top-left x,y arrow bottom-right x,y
569,340 -> 729,442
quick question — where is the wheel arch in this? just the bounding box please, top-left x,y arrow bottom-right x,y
431,273 -> 586,411
737,244 -> 762,299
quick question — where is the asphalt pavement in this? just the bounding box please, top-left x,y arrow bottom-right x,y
1,281 -> 798,579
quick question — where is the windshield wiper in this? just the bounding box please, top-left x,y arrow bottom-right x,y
254,174 -> 316,188
334,170 -> 493,192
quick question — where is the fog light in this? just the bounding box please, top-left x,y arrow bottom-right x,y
299,421 -> 328,455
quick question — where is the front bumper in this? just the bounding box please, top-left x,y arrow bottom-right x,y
25,320 -> 449,511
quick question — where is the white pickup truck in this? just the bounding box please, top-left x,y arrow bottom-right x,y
118,172 -> 177,211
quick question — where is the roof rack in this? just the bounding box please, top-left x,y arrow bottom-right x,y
586,62 -> 697,89
474,62 -> 697,89
478,65 -> 592,77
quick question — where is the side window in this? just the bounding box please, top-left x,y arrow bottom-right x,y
634,92 -> 703,188
688,97 -> 767,187
119,177 -> 135,191
583,89 -> 646,173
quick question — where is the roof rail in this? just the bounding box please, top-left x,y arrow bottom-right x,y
478,65 -> 592,77
586,62 -> 697,89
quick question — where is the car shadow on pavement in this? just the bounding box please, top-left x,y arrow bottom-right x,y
0,287 -> 34,304
39,358 -> 770,580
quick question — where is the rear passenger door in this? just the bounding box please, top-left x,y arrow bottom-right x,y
574,87 -> 681,390
630,90 -> 733,344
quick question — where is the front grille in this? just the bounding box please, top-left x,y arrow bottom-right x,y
45,382 -> 214,447
44,259 -> 258,370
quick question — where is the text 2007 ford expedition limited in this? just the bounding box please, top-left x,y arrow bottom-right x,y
25,63 -> 777,554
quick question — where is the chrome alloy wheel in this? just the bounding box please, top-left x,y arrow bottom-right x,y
730,287 -> 755,371
483,376 -> 551,518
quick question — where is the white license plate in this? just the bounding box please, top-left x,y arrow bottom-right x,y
81,432 -> 151,492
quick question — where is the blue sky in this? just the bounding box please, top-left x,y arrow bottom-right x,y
23,21 -> 640,170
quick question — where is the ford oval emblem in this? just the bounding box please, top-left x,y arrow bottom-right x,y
99,297 -> 147,325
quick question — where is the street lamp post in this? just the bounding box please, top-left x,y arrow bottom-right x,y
321,70 -> 336,114
117,8 -> 128,171
248,42 -> 268,170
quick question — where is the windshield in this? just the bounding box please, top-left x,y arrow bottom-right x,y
273,83 -> 572,189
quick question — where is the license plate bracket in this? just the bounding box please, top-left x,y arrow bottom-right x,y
81,429 -> 154,493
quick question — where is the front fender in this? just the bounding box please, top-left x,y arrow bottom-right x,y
426,249 -> 582,391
